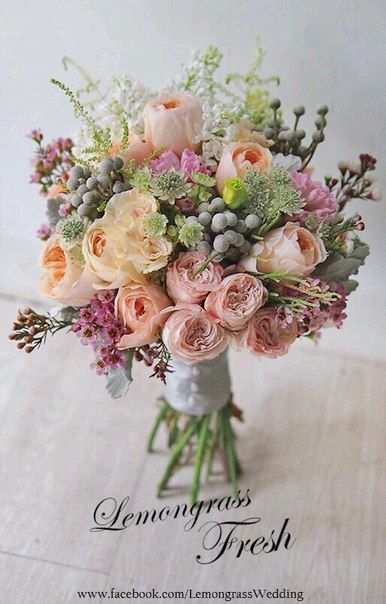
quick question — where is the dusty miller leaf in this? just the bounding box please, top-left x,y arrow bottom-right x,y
314,238 -> 370,290
46,197 -> 65,229
105,351 -> 134,399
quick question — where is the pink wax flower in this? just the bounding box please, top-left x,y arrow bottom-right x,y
72,292 -> 127,375
175,197 -> 196,214
58,201 -> 72,217
36,223 -> 52,241
291,171 -> 338,221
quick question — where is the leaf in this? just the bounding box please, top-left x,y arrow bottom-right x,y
191,172 -> 216,187
343,279 -> 359,294
55,306 -> 79,322
314,238 -> 370,289
105,351 -> 134,399
46,197 -> 64,229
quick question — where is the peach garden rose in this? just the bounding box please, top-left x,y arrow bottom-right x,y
162,304 -> 228,364
204,273 -> 268,331
143,91 -> 203,157
215,140 -> 272,194
40,234 -> 95,305
241,222 -> 327,277
116,282 -> 171,349
109,135 -> 153,167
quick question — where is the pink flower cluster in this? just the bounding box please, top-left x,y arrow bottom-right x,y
36,223 -> 52,241
276,279 -> 347,337
72,291 -> 126,375
291,171 -> 338,221
162,251 -> 298,363
28,130 -> 73,194
151,148 -> 210,181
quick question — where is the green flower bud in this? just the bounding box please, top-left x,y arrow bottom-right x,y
222,178 -> 248,210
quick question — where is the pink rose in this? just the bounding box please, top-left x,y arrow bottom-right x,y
143,92 -> 203,157
241,307 -> 298,358
215,141 -> 272,194
204,273 -> 268,331
116,282 -> 171,349
162,304 -> 228,364
166,252 -> 224,304
241,222 -> 327,277
110,135 -> 152,167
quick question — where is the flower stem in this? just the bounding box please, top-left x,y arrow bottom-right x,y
190,415 -> 211,504
205,413 -> 221,482
223,407 -> 239,497
157,418 -> 198,497
147,400 -> 170,452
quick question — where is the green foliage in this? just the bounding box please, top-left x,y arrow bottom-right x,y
130,166 -> 152,190
141,212 -> 168,237
150,170 -> 190,203
178,220 -> 204,247
189,172 -> 216,203
51,78 -> 99,132
58,214 -> 86,243
244,168 -> 304,233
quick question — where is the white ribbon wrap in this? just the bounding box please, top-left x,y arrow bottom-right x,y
163,350 -> 231,416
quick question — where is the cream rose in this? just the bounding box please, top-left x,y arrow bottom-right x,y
162,304 -> 228,364
40,234 -> 95,305
166,252 -> 224,304
143,91 -> 203,156
215,141 -> 272,194
241,222 -> 327,277
242,307 -> 298,358
103,189 -> 172,273
82,220 -> 143,289
103,189 -> 158,234
83,189 -> 172,284
116,282 -> 171,349
204,274 -> 268,331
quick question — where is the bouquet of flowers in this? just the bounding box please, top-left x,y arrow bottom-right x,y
10,44 -> 379,503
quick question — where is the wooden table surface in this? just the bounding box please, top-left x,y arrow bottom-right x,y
1,295 -> 385,603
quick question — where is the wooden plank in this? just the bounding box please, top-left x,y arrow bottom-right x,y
0,552 -> 108,604
0,299 -> 162,575
1,297 -> 385,601
107,353 -> 386,603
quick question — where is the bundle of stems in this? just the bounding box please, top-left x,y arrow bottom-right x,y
147,398 -> 242,504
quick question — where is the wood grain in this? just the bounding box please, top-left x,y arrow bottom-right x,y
1,298 -> 385,603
